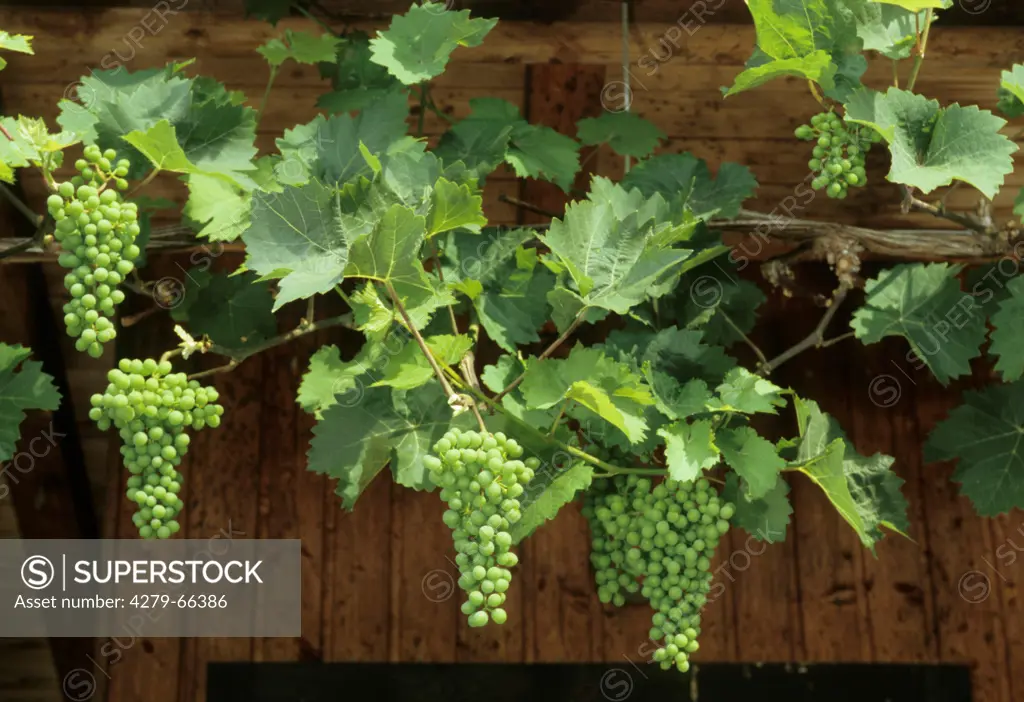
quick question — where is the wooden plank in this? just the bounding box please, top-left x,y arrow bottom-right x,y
254,304 -> 325,663
322,475 -> 392,661
518,63 -> 606,664
914,371 -> 1012,702
388,486 -> 459,663
987,512 -> 1023,702
771,275 -> 872,662
1,12 -> 1022,70
845,335 -> 939,663
0,262 -> 101,698
728,280 -> 802,662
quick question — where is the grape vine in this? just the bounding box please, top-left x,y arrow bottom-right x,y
1,0 -> 1024,679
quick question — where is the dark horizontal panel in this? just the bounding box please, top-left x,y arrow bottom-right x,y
13,0 -> 1024,25
207,662 -> 972,702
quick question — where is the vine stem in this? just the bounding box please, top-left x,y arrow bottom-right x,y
808,80 -> 825,107
256,66 -> 279,130
417,84 -> 429,136
0,183 -> 42,227
385,281 -> 457,399
760,281 -> 852,376
906,9 -> 934,93
127,168 -> 162,199
494,309 -> 588,402
718,310 -> 767,366
497,193 -> 561,219
548,399 -> 571,436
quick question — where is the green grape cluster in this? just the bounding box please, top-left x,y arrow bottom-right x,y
794,111 -> 881,200
424,428 -> 539,628
583,475 -> 735,673
46,145 -> 141,358
88,357 -> 225,539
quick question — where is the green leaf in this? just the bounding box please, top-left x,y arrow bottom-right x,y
998,64 -> 1024,119
541,178 -> 711,318
725,51 -> 837,97
792,395 -> 909,548
432,97 -> 516,178
658,419 -> 720,482
848,3 -> 926,60
672,264 -> 767,347
576,112 -> 666,159
0,31 -> 33,55
869,0 -> 948,9
427,177 -> 487,235
850,263 -> 986,385
243,180 -> 352,310
844,87 -> 1018,199
275,91 -> 410,187
722,472 -> 792,543
308,382 -> 454,507
621,153 -> 758,220
519,344 -> 654,443
297,343 -> 384,419
0,344 -> 61,462
988,276 -> 1024,381
183,173 -> 251,242
373,334 -> 472,390
344,203 -> 432,300
257,30 -> 341,67
168,271 -> 277,356
369,3 -> 498,84
924,381 -> 1024,516
510,462 -> 594,543
13,116 -> 79,156
123,119 -> 221,176
0,116 -> 41,182
318,30 -> 404,114
708,367 -> 787,415
717,426 -> 785,500
505,122 -> 581,192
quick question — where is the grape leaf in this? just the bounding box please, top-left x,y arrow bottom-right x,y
792,395 -> 909,548
389,382 -> 458,491
475,266 -> 554,353
707,367 -> 787,415
183,173 -> 251,242
717,426 -> 785,500
243,180 -> 355,310
726,51 -> 837,97
722,472 -> 792,543
345,203 -> 431,293
850,263 -> 986,385
123,119 -> 228,178
427,177 -> 487,236
620,153 -> 758,220
318,30 -> 404,114
510,462 -> 594,543
519,344 -> 654,443
844,87 -> 1018,199
505,123 -> 582,192
0,116 -> 40,182
0,30 -> 31,72
869,0 -> 948,9
658,419 -> 720,482
924,381 -> 1024,516
541,178 -> 713,318
432,98 -> 516,178
373,334 -> 472,390
168,271 -> 277,355
988,276 -> 1024,381
297,343 -> 385,419
999,64 -> 1024,119
576,112 -> 666,159
307,382 -> 452,507
672,264 -> 766,347
257,30 -> 341,67
847,2 -> 926,59
0,344 -> 61,463
369,3 -> 497,85
275,91 -> 409,187
1016,189 -> 1024,223
12,116 -> 78,156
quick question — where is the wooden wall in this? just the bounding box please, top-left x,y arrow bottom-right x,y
0,8 -> 1022,702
